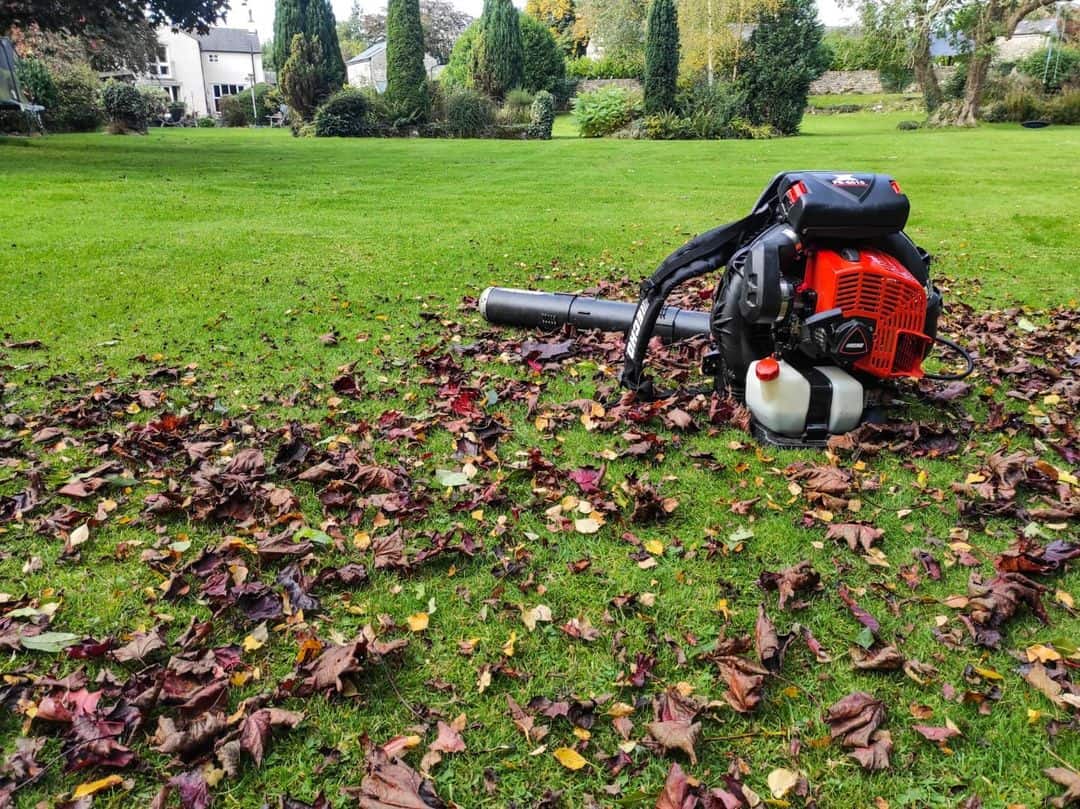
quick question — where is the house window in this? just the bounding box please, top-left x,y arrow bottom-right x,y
148,45 -> 169,76
212,83 -> 246,112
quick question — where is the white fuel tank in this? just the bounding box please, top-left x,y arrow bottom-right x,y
745,358 -> 863,438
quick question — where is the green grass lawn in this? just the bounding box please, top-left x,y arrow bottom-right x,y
0,114 -> 1078,808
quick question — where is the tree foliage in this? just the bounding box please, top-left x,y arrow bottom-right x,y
525,0 -> 587,56
7,13 -> 160,73
420,0 -> 474,64
676,0 -> 778,83
472,0 -> 524,99
645,0 -> 679,113
280,32 -> 324,122
577,0 -> 648,61
273,0 -> 346,90
444,20 -> 479,87
520,12 -> 567,94
1,0 -> 226,36
386,0 -> 430,120
733,0 -> 827,134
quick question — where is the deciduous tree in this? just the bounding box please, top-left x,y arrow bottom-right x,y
1,0 -> 227,35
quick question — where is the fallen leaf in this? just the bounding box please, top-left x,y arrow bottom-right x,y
552,747 -> 587,771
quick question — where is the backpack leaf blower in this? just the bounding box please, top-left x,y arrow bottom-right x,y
480,171 -> 972,447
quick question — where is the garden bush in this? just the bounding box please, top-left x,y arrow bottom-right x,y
101,80 -> 148,134
1003,87 -> 1044,122
878,65 -> 914,93
573,85 -> 642,136
229,83 -> 277,126
499,88 -> 534,123
15,57 -> 58,111
528,89 -> 555,138
196,116 -> 217,127
139,87 -> 170,123
676,80 -> 743,137
520,12 -> 566,95
48,65 -> 102,132
219,94 -> 250,127
943,67 -> 968,100
314,87 -> 372,136
645,110 -> 692,139
566,55 -> 644,80
1046,89 -> 1080,124
1018,45 -> 1080,93
445,88 -> 496,136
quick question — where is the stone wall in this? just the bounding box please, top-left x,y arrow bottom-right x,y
809,67 -> 958,95
575,78 -> 643,95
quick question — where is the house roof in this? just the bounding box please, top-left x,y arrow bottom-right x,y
347,40 -> 386,65
195,28 -> 260,54
1013,18 -> 1061,36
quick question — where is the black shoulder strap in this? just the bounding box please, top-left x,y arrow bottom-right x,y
619,204 -> 775,397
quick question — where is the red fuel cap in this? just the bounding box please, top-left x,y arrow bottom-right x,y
756,357 -> 780,381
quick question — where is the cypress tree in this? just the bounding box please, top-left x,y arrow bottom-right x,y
273,0 -> 345,91
472,0 -> 524,100
305,0 -> 346,89
386,0 -> 429,119
644,0 -> 678,114
273,0 -> 304,71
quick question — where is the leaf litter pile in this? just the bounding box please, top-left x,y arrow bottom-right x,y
1,279 -> 1079,807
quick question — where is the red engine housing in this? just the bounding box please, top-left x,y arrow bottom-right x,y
802,248 -> 930,379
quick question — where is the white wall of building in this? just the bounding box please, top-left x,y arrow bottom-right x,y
201,51 -> 264,113
140,28 -> 207,117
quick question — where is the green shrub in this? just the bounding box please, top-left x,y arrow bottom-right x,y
644,110 -> 691,139
943,67 -> 968,100
219,94 -> 250,127
566,55 -> 644,79
445,88 -> 496,136
280,33 -> 325,122
101,80 -> 148,134
500,88 -> 534,123
196,116 -> 217,127
1018,46 -> 1080,93
896,119 -> 922,130
15,57 -> 58,110
1003,87 -> 1044,122
573,85 -> 642,136
228,83 -> 276,126
314,87 -> 372,136
520,12 -> 566,94
139,86 -> 170,122
444,21 -> 478,88
48,65 -> 102,132
528,89 -> 555,138
676,79 -> 743,137
980,101 -> 1008,123
1046,89 -> 1080,124
878,66 -> 913,93
733,0 -> 829,135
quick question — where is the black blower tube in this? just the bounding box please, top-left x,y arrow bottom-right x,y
480,287 -> 711,343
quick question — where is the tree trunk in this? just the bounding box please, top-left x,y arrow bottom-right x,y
913,28 -> 941,113
953,0 -> 1060,125
956,48 -> 990,125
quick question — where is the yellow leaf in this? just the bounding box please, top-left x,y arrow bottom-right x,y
767,768 -> 800,799
715,599 -> 733,620
502,631 -> 517,657
644,539 -> 665,556
242,622 -> 268,652
408,612 -> 429,632
574,517 -> 601,534
964,473 -> 986,485
1055,589 -> 1075,609
353,531 -> 371,550
607,701 -> 635,718
1026,644 -> 1062,663
72,775 -> 123,798
1027,708 -> 1043,724
553,747 -> 588,770
974,666 -> 1003,681
572,727 -> 591,741
125,402 -> 141,415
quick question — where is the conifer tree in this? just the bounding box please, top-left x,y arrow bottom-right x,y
644,0 -> 678,114
386,0 -> 430,119
273,0 -> 345,90
471,0 -> 524,100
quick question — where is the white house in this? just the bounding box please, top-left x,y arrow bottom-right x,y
139,27 -> 264,118
995,18 -> 1064,61
346,40 -> 440,93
